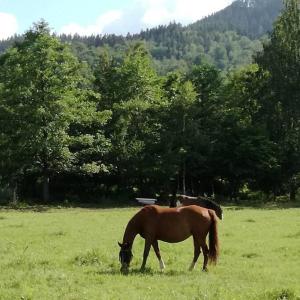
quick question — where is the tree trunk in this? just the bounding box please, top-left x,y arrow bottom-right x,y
182,160 -> 186,195
169,192 -> 177,208
10,182 -> 18,205
289,177 -> 296,202
182,112 -> 186,195
42,173 -> 50,202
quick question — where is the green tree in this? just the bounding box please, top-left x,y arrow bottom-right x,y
216,65 -> 279,199
256,0 -> 300,200
0,21 -> 109,202
95,43 -> 164,196
185,65 -> 223,195
161,72 -> 197,195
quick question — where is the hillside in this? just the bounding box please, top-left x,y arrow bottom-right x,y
191,0 -> 283,38
0,0 -> 284,73
135,0 -> 284,72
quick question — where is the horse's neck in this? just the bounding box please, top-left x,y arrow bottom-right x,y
123,218 -> 138,246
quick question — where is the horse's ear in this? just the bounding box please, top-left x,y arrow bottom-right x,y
118,242 -> 122,247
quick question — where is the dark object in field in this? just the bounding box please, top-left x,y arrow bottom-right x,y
118,205 -> 219,273
178,195 -> 223,220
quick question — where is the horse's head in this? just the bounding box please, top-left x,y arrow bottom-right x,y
118,242 -> 133,273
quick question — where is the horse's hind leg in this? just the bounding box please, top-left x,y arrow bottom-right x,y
189,235 -> 201,271
140,238 -> 152,271
152,240 -> 165,270
201,243 -> 209,272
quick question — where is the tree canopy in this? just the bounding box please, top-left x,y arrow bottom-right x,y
0,0 -> 299,204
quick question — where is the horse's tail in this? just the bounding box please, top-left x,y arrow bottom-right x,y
208,209 -> 219,264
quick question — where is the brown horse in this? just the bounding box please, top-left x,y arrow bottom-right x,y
118,205 -> 219,273
178,195 -> 223,220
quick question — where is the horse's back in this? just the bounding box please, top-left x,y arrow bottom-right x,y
179,204 -> 210,215
139,204 -> 211,218
136,205 -> 213,243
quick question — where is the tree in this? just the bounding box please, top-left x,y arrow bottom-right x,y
188,64 -> 222,104
214,65 -> 279,199
256,0 -> 300,200
161,72 -> 197,195
185,65 -> 223,195
94,43 -> 164,196
0,21 -> 110,202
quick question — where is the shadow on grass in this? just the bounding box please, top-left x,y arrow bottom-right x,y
0,204 -> 53,213
285,231 -> 300,238
0,199 -> 143,212
91,267 -> 186,277
1,198 -> 299,213
224,201 -> 300,210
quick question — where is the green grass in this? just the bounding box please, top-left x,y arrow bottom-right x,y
0,205 -> 299,300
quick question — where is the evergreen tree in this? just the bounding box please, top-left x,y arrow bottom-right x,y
256,0 -> 300,200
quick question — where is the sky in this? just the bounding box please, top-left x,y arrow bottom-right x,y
0,0 -> 234,40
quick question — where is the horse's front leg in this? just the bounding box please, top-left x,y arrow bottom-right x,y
152,240 -> 165,271
140,238 -> 152,271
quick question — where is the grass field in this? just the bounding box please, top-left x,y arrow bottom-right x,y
0,204 -> 299,300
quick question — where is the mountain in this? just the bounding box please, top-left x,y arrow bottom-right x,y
133,0 -> 284,72
191,0 -> 284,38
0,0 -> 284,73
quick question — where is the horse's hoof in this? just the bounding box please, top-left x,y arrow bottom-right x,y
202,268 -> 208,272
120,268 -> 129,275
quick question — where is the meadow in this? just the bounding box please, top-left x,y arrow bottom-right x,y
0,204 -> 299,300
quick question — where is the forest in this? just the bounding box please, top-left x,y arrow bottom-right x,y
0,0 -> 284,74
0,0 -> 299,205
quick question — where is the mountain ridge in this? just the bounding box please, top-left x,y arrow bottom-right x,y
0,0 -> 284,72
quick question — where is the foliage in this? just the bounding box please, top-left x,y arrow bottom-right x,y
0,21 -> 110,201
159,73 -> 198,194
255,0 -> 300,199
218,65 -> 279,195
0,0 -> 283,73
0,0 -> 299,202
93,44 -> 165,196
192,0 -> 283,38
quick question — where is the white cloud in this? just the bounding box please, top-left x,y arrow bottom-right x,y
140,0 -> 233,27
59,10 -> 123,36
59,0 -> 234,36
0,12 -> 18,40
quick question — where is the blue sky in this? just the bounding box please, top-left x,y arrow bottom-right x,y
0,0 -> 233,40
